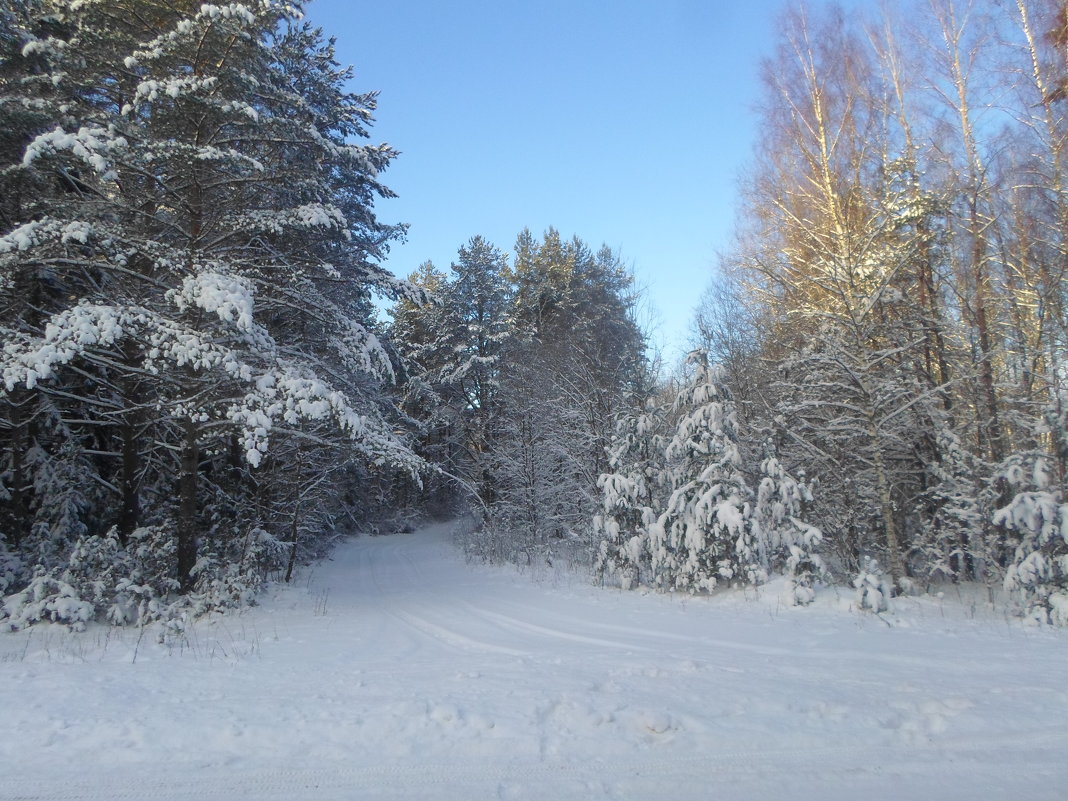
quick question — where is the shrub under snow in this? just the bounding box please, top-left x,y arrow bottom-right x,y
854,556 -> 892,613
1,524 -> 288,631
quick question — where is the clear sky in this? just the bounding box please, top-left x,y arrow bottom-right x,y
304,0 -> 824,361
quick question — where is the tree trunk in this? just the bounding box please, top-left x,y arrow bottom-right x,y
284,450 -> 304,583
284,508 -> 300,584
176,420 -> 199,593
867,409 -> 904,588
971,222 -> 1005,462
7,391 -> 28,548
117,413 -> 141,546
117,361 -> 145,545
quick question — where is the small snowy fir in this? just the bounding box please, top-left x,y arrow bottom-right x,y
854,557 -> 892,613
654,350 -> 767,593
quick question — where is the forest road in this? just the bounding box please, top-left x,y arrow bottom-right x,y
2,523 -> 1067,800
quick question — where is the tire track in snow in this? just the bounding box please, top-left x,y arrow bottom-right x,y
360,535 -> 427,600
347,532 -> 534,658
389,610 -> 529,658
352,534 -> 528,658
320,538 -> 454,662
348,534 -> 999,673
489,597 -> 705,647
460,603 -> 655,653
480,597 -> 1010,676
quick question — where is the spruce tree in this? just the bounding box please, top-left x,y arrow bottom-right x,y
654,351 -> 766,592
753,442 -> 825,604
594,400 -> 666,589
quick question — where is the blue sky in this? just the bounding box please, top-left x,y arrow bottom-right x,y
306,0 -> 805,360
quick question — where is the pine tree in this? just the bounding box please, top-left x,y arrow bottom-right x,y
441,237 -> 512,502
391,238 -> 512,513
594,400 -> 666,588
0,0 -> 418,622
995,443 -> 1068,626
916,426 -> 989,586
390,259 -> 457,510
441,228 -> 648,565
753,441 -> 825,604
653,351 -> 766,592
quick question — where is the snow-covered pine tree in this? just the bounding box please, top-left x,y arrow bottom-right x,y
471,229 -> 646,565
391,238 -> 513,515
854,556 -> 892,613
653,350 -> 767,592
995,447 -> 1068,626
594,399 -> 665,589
0,0 -> 419,621
753,441 -> 825,604
390,260 -> 459,513
445,237 -> 512,501
916,426 -> 990,587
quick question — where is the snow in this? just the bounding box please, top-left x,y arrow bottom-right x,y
131,75 -> 219,107
199,3 -> 258,25
0,219 -> 47,253
23,125 -> 127,174
172,271 -> 258,334
1,522 -> 1066,800
228,203 -> 349,238
3,303 -> 127,391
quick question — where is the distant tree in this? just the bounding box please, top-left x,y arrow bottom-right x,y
392,239 -> 513,512
396,228 -> 650,564
484,229 -> 647,563
441,237 -> 513,501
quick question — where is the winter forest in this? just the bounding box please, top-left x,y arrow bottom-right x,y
2,0 -> 1068,638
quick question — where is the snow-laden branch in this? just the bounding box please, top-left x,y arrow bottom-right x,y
22,125 -> 128,179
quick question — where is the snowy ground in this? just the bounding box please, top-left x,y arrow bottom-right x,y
2,523 -> 1066,800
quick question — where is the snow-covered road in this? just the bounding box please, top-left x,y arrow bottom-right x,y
3,523 -> 1067,800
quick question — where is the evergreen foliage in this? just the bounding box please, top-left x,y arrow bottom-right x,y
995,447 -> 1068,626
393,229 -> 647,567
654,351 -> 765,592
0,0 -> 418,627
754,445 -> 825,605
594,400 -> 665,589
